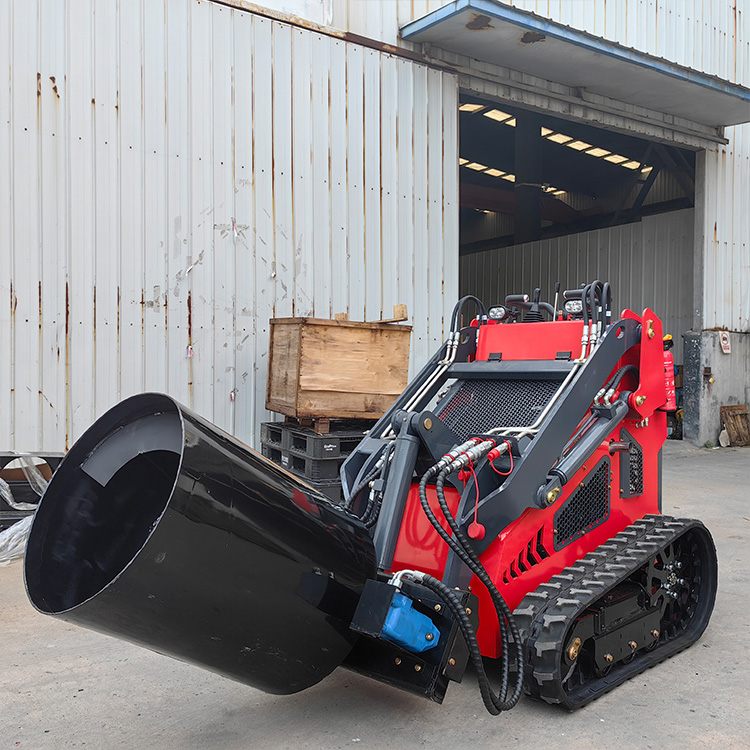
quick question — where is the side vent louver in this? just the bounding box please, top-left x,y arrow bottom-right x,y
502,526 -> 550,584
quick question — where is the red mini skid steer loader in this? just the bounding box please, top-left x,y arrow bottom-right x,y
25,280 -> 717,715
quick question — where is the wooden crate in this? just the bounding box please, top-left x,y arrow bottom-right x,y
266,318 -> 412,420
720,405 -> 750,446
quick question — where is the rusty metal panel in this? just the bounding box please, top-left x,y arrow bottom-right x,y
1,0 -> 459,451
165,0 -> 192,411
459,209 -> 696,363
38,0 -> 68,451
330,37 -> 349,321
8,0 -> 42,452
232,8 -> 259,443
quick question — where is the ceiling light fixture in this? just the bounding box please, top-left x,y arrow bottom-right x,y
547,133 -> 573,144
483,109 -> 512,123
484,168 -> 505,177
540,124 -> 645,172
459,102 -> 485,113
585,147 -> 611,158
465,162 -> 488,171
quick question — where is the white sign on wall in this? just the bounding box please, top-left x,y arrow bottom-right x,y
720,331 -> 732,354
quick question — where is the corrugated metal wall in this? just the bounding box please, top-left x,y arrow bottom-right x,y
459,209 -> 695,362
0,0 -> 459,452
702,127 -> 750,332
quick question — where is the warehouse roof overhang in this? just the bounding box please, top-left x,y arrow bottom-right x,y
401,0 -> 750,128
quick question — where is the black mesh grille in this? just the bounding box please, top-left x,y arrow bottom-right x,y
435,379 -> 562,440
619,429 -> 644,498
554,459 -> 610,550
629,442 -> 644,495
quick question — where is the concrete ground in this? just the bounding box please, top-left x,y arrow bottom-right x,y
3,442 -> 749,750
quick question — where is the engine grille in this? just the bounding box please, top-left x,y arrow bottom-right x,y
435,378 -> 562,440
554,459 -> 610,550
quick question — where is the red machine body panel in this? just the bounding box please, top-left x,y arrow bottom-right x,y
475,320 -> 584,362
389,309 -> 667,658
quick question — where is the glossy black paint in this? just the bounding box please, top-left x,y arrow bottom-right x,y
25,393 -> 376,694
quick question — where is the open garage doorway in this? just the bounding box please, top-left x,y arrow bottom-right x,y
457,95 -> 697,375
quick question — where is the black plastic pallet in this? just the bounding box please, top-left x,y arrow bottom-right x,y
261,442 -> 345,481
260,422 -> 285,448
260,421 -> 368,458
305,478 -> 345,505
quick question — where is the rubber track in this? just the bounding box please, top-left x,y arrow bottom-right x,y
513,514 -> 714,710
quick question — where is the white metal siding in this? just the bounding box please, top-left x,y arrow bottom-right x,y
0,0 -> 459,452
702,126 -> 750,332
459,209 -> 695,363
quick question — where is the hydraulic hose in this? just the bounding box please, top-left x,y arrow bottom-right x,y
434,471 -> 511,701
579,283 -> 591,358
345,443 -> 392,511
602,281 -> 612,329
606,364 -> 639,392
596,364 -> 639,405
360,443 -> 396,528
417,465 -> 524,712
404,572 -> 520,716
450,295 -> 488,331
588,281 -> 602,344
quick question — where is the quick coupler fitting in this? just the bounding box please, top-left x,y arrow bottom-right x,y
436,438 -> 483,471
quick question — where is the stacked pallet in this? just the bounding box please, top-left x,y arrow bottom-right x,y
263,310 -> 411,501
260,421 -> 373,503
